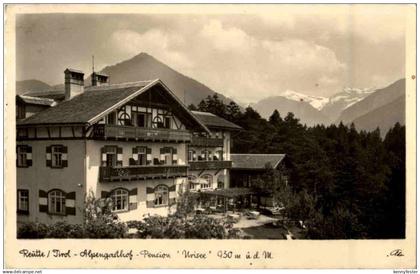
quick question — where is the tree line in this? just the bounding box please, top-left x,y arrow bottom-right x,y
190,94 -> 405,239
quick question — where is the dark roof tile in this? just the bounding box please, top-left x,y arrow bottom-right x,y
192,111 -> 241,130
17,81 -> 152,125
231,154 -> 285,170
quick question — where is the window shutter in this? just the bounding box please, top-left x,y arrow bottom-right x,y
129,158 -> 136,166
128,188 -> 138,210
101,191 -> 110,198
146,200 -> 155,208
27,146 -> 32,166
100,147 -> 107,166
39,190 -> 48,213
117,147 -> 123,166
146,187 -> 155,208
65,191 -> 76,215
46,146 -> 52,167
168,184 -> 177,206
146,148 -> 152,165
62,146 -> 68,167
132,147 -> 138,154
169,198 -> 176,205
160,147 -> 164,154
172,148 -> 178,164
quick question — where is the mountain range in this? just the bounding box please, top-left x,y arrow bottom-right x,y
16,52 -> 405,136
251,79 -> 405,136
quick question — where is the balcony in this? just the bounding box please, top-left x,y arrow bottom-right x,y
92,124 -> 191,143
188,161 -> 232,171
190,136 -> 224,147
100,165 -> 188,182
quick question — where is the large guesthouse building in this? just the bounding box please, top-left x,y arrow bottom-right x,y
16,69 -> 241,225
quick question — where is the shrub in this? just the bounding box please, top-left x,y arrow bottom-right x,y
83,219 -> 127,238
43,221 -> 86,239
17,222 -> 48,239
185,215 -> 226,239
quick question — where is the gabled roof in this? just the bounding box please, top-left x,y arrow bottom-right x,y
17,80 -> 211,133
192,111 -> 242,131
230,154 -> 286,170
16,95 -> 57,107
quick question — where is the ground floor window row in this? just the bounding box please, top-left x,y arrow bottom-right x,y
19,184 -> 178,216
101,184 -> 177,211
17,189 -> 76,216
101,145 -> 179,167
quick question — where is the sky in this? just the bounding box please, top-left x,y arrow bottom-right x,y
16,5 -> 408,103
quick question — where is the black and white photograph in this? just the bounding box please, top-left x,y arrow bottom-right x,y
3,3 -> 417,270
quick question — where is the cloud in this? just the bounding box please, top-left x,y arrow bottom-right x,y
16,9 -> 408,103
110,29 -> 194,71
108,20 -> 347,102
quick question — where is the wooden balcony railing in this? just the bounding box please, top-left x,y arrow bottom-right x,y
100,165 -> 188,182
190,136 -> 224,147
92,124 -> 191,142
188,161 -> 232,170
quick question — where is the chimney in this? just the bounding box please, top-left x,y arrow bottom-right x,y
64,68 -> 84,100
91,72 -> 109,86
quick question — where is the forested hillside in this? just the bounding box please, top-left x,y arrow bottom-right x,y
191,94 -> 405,239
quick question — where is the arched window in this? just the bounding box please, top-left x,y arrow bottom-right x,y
154,185 -> 169,206
200,174 -> 213,189
48,190 -> 66,215
152,116 -> 164,128
118,112 -> 131,126
110,188 -> 129,212
188,175 -> 197,191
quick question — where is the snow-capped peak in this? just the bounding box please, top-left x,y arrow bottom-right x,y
329,87 -> 375,109
281,90 -> 329,110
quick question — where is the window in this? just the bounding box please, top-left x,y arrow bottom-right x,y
101,146 -> 122,167
164,116 -> 171,129
133,146 -> 147,165
188,176 -> 197,191
160,147 -> 177,165
48,190 -> 66,215
107,112 -> 116,125
200,150 -> 209,161
152,116 -> 164,128
214,150 -> 223,161
118,112 -> 132,126
217,175 -> 225,189
200,175 -> 212,189
17,145 -> 29,167
154,185 -> 169,206
136,113 -> 146,127
17,189 -> 29,214
111,189 -> 128,212
188,150 -> 195,162
51,146 -> 63,168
